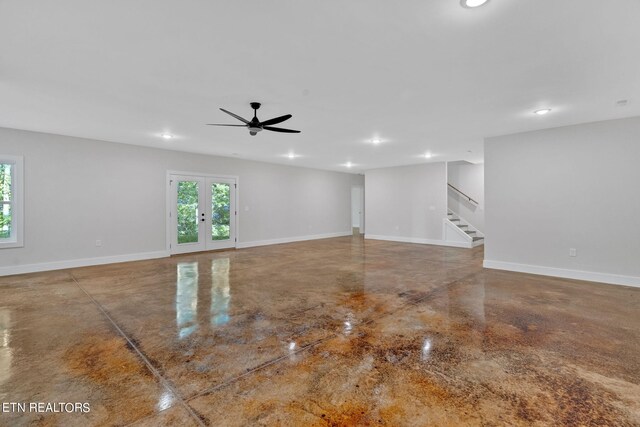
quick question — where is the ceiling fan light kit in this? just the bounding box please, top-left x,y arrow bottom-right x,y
207,102 -> 301,136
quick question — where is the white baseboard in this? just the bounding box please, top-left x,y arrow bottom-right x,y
0,250 -> 170,277
365,234 -> 471,248
483,260 -> 640,288
451,240 -> 473,248
0,233 -> 355,276
237,231 -> 353,249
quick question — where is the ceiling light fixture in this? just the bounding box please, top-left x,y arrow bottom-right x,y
287,153 -> 297,159
371,137 -> 381,145
425,152 -> 433,159
160,133 -> 174,140
345,162 -> 353,168
461,0 -> 489,8
534,108 -> 552,115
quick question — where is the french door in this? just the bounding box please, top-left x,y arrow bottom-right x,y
169,174 -> 237,254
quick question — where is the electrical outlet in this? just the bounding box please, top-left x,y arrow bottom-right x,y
96,240 -> 102,247
569,248 -> 576,257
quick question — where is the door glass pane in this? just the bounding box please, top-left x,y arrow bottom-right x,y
177,181 -> 199,244
0,203 -> 11,239
211,183 -> 230,241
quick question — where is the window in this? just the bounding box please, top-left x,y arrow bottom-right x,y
0,155 -> 23,249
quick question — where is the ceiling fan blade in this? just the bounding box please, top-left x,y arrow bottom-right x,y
263,126 -> 301,133
206,124 -> 247,127
259,114 -> 292,127
220,108 -> 250,124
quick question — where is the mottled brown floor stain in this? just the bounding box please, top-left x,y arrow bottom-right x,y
341,290 -> 368,307
321,403 -> 371,426
531,369 -> 627,426
340,291 -> 386,314
405,370 -> 456,403
473,351 -> 637,426
2,237 -> 639,426
64,334 -> 150,382
60,333 -> 160,426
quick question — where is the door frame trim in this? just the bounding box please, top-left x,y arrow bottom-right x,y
166,170 -> 240,254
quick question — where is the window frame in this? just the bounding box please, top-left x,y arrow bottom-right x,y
0,155 -> 24,249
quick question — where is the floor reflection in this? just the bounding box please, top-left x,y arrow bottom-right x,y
176,259 -> 232,338
210,258 -> 230,327
432,278 -> 487,338
0,309 -> 11,399
176,262 -> 199,339
343,312 -> 354,335
421,337 -> 433,361
287,341 -> 299,361
449,278 -> 486,334
156,389 -> 174,412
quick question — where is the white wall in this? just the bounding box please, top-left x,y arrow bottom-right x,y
484,116 -> 640,287
365,162 -> 447,244
0,127 -> 363,273
447,161 -> 484,233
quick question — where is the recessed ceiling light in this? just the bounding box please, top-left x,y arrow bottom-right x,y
461,0 -> 489,8
160,133 -> 174,139
345,162 -> 353,168
424,152 -> 433,159
534,109 -> 552,115
287,152 -> 297,159
371,137 -> 381,145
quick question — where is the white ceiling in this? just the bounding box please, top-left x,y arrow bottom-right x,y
1,0 -> 639,173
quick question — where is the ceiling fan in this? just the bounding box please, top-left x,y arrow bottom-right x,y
207,102 -> 300,136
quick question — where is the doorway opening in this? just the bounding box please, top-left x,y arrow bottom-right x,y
351,185 -> 364,235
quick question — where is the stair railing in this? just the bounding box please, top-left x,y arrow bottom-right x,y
447,183 -> 479,205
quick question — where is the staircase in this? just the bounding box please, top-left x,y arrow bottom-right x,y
444,210 -> 484,248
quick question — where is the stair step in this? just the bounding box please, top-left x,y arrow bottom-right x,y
472,236 -> 484,242
450,219 -> 461,222
456,225 -> 468,228
465,230 -> 476,235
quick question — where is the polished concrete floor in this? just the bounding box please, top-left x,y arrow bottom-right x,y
1,236 -> 639,426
